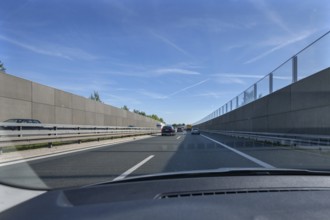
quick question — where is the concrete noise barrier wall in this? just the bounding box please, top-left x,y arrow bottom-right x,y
198,67 -> 330,135
0,72 -> 158,127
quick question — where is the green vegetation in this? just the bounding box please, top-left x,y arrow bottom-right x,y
149,114 -> 164,123
0,60 -> 6,72
133,109 -> 164,123
121,105 -> 129,110
89,91 -> 102,102
120,106 -> 165,123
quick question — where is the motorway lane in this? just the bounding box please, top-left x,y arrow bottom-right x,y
135,132 -> 262,176
0,132 -> 261,189
0,134 -> 185,188
0,134 -> 175,189
2,131 -> 330,189
202,132 -> 330,170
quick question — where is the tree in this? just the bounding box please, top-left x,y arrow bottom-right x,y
0,60 -> 6,72
121,105 -> 129,111
133,109 -> 165,123
89,91 -> 102,102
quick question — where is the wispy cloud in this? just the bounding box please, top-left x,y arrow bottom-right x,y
172,62 -> 204,69
212,73 -> 265,79
169,79 -> 209,96
0,34 -> 98,60
103,94 -> 142,106
223,43 -> 247,52
0,34 -> 70,59
176,17 -> 242,33
244,30 -> 316,64
155,68 -> 200,75
192,91 -> 239,99
250,0 -> 292,34
138,79 -> 209,99
150,31 -> 191,56
193,92 -> 223,99
90,67 -> 201,78
211,73 -> 266,85
215,77 -> 246,85
139,90 -> 168,99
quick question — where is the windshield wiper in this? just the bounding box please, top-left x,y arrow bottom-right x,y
84,168 -> 330,187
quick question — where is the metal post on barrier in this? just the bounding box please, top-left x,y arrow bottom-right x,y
269,73 -> 273,94
292,55 -> 298,83
19,126 -> 23,137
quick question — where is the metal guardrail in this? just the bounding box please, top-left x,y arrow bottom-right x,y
203,130 -> 330,148
194,30 -> 330,125
0,122 -> 160,150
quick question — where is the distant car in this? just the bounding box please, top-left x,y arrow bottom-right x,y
4,119 -> 41,124
177,127 -> 183,132
161,125 -> 176,136
2,118 -> 42,130
191,128 -> 200,135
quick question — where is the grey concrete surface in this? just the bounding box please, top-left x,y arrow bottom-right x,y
71,94 -> 85,111
0,72 -> 158,127
2,131 -> 330,188
55,107 -> 72,124
32,103 -> 55,124
198,67 -> 330,135
0,74 -> 32,101
0,97 -> 32,120
32,83 -> 55,106
55,89 -> 72,109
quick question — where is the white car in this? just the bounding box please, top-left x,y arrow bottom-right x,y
191,128 -> 200,135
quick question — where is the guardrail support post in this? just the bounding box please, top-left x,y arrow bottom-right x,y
19,126 -> 22,137
292,55 -> 298,83
269,73 -> 273,94
243,91 -> 246,105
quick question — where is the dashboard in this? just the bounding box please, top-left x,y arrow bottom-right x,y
1,175 -> 330,219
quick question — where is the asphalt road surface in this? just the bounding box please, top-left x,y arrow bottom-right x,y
2,131 -> 330,189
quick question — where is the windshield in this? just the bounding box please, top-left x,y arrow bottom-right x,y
0,0 -> 330,190
3,119 -> 17,123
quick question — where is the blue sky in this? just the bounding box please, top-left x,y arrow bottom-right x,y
1,0 -> 329,124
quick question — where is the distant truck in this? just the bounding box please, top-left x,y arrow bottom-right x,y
185,124 -> 192,131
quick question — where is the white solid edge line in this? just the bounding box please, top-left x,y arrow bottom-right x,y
201,134 -> 275,169
0,136 -> 154,167
113,155 -> 154,181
